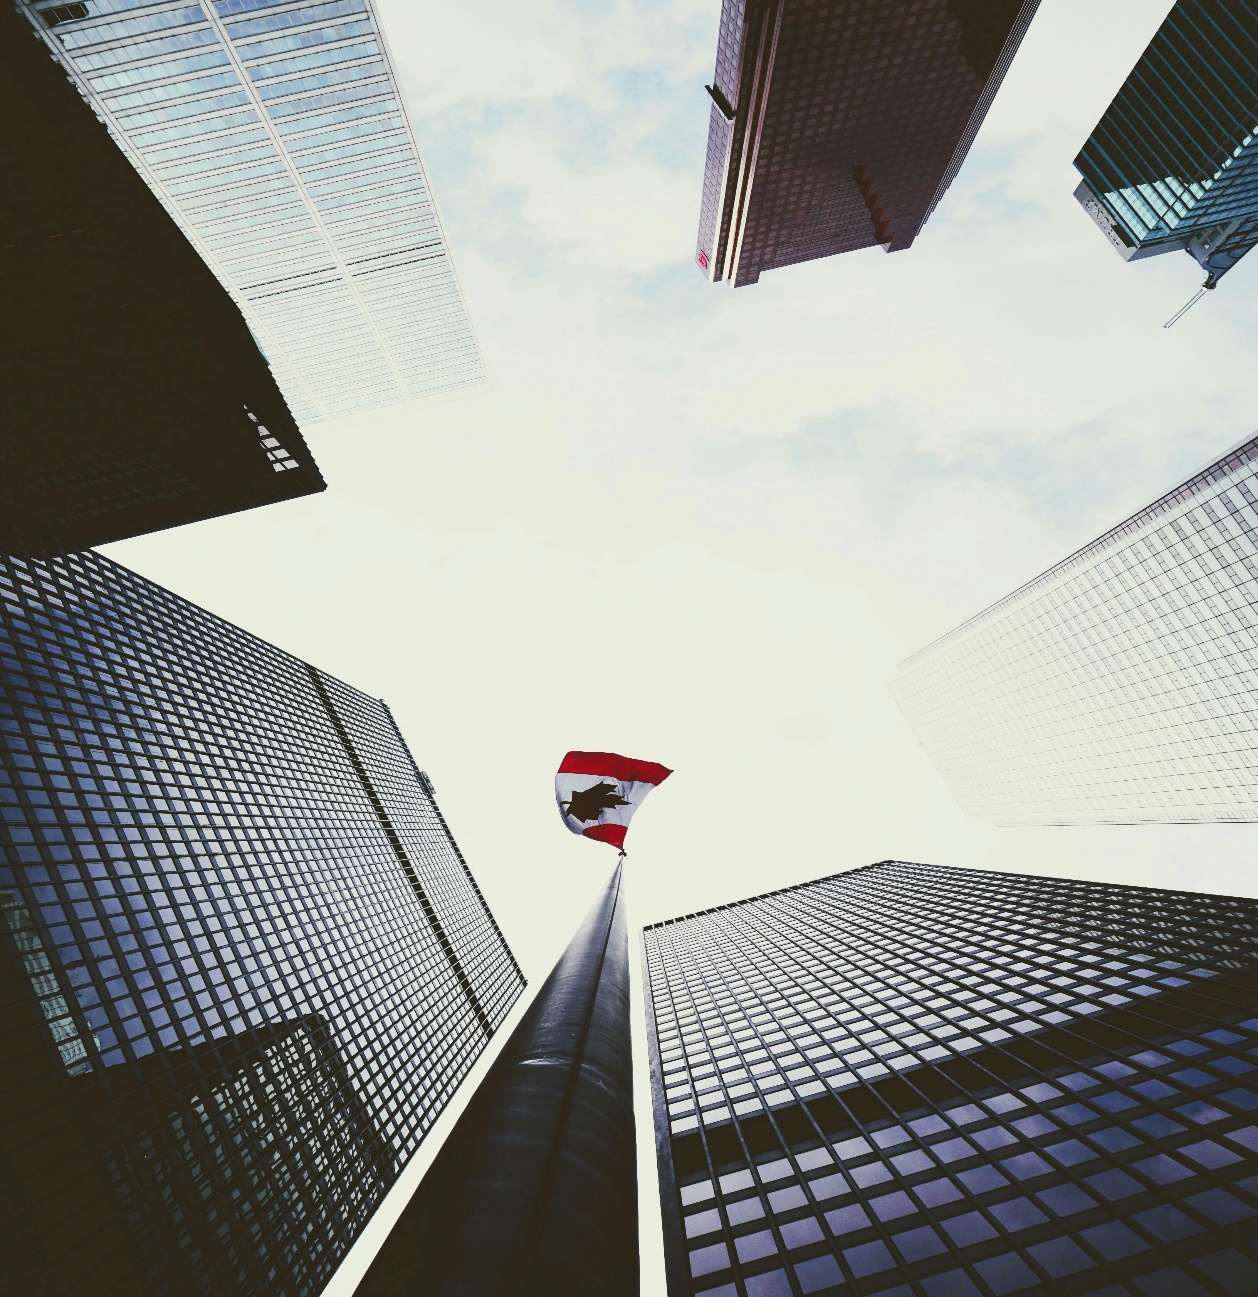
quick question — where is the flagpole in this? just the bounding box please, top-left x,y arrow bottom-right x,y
356,855 -> 638,1296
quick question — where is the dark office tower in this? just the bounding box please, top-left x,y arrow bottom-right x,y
645,861 -> 1258,1297
0,549 -> 524,1296
70,1015 -> 396,1295
360,861 -> 638,1297
1074,1 -> 1258,289
0,5 -> 323,558
694,0 -> 1040,286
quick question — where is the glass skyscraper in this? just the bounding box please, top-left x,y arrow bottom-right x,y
695,0 -> 1041,286
891,433 -> 1258,826
3,3 -> 324,558
644,861 -> 1258,1297
1073,0 -> 1258,288
0,548 -> 524,1294
19,0 -> 486,422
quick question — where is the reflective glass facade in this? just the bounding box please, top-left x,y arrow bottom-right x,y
1073,0 -> 1258,286
695,0 -> 1040,286
20,0 -> 485,422
0,549 -> 524,1295
644,861 -> 1258,1297
891,434 -> 1258,826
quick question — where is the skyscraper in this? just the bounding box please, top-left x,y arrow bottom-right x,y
694,0 -> 1041,287
891,433 -> 1258,826
0,548 -> 524,1295
645,861 -> 1258,1297
19,0 -> 486,422
1,4 -> 324,558
1074,0 -> 1258,290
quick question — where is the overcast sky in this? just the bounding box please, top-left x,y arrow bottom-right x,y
101,0 -> 1258,1290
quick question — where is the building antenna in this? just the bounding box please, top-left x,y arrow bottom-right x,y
1164,281 -> 1215,329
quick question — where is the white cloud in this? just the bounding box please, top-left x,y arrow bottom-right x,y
475,122 -> 697,270
377,0 -> 713,115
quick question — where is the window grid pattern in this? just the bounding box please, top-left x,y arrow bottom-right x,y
2,16 -> 326,558
22,0 -> 486,422
892,434 -> 1258,825
0,548 -> 524,1295
645,862 -> 1258,1297
1074,0 -> 1258,280
695,0 -> 1040,286
88,1015 -> 399,1296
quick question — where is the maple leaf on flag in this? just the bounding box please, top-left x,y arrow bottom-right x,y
555,751 -> 672,851
561,781 -> 631,824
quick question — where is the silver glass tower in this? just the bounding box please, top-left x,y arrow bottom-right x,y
892,433 -> 1258,826
21,0 -> 486,423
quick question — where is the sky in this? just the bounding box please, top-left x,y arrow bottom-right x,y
98,0 -> 1258,1291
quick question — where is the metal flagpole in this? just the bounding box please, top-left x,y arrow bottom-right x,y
1163,284 -> 1212,329
357,855 -> 638,1296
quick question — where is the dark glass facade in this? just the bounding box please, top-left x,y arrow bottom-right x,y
0,549 -> 524,1295
1074,0 -> 1258,286
695,0 -> 1040,286
1,4 -> 324,558
645,861 -> 1258,1297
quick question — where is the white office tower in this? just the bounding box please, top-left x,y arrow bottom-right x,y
22,0 -> 486,422
892,435 -> 1258,825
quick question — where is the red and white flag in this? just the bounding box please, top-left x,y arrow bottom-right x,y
556,751 -> 672,851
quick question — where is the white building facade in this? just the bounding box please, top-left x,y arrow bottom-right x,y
22,0 -> 485,422
892,435 -> 1258,825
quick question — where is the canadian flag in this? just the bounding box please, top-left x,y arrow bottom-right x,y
555,751 -> 672,851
